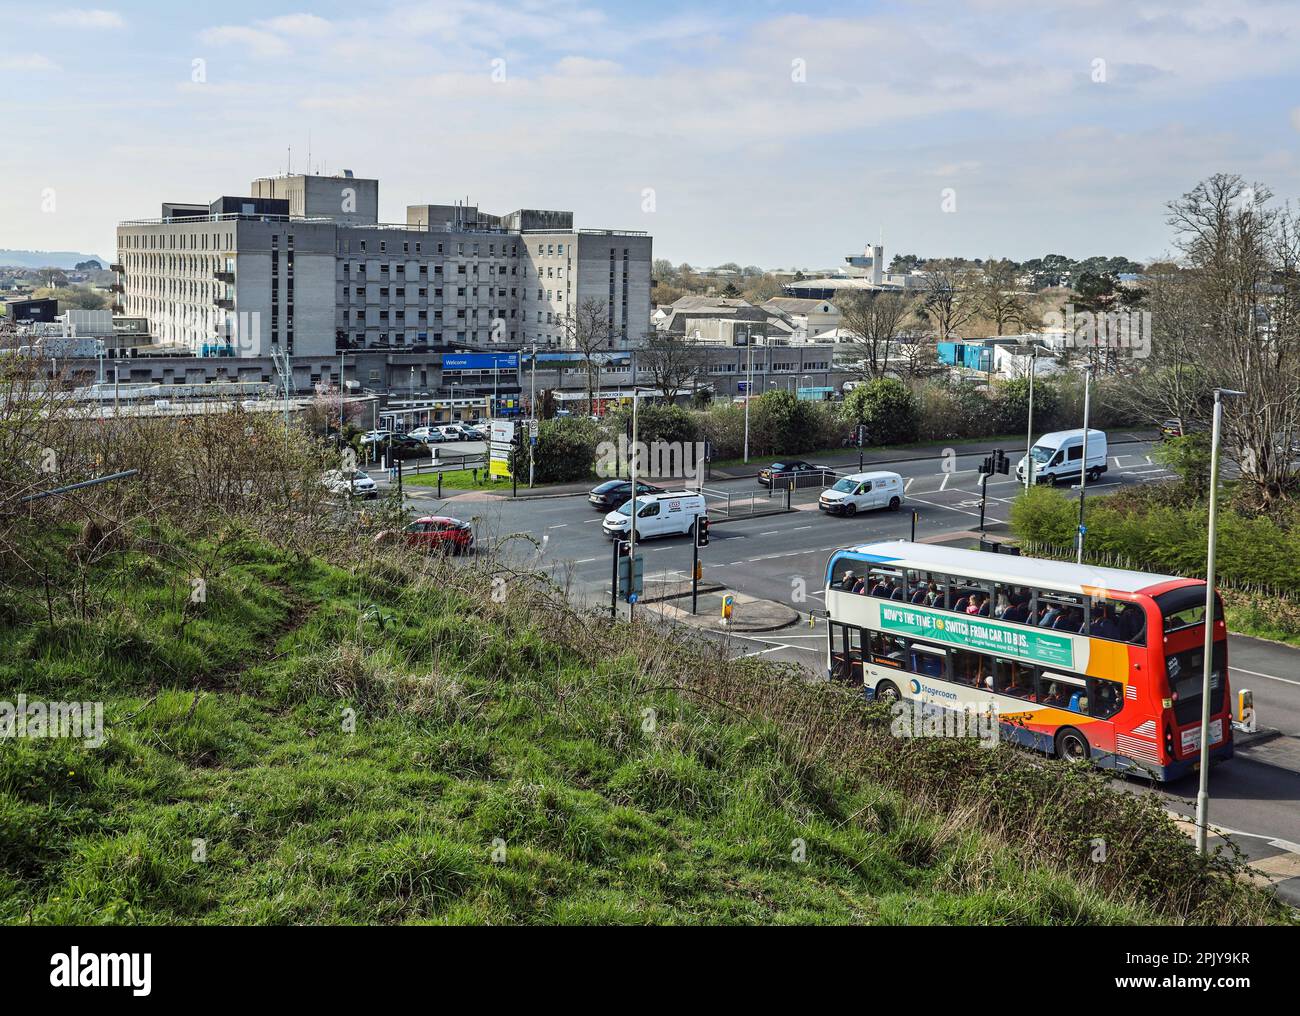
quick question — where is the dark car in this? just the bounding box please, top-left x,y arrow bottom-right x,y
588,479 -> 665,510
376,516 -> 474,554
757,460 -> 827,488
384,434 -> 432,460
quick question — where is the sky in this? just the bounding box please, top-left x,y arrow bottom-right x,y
3,0 -> 1300,269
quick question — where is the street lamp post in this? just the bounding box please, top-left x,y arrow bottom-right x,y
529,344 -> 537,489
1024,347 -> 1039,491
1196,387 -> 1245,854
743,326 -> 754,463
1076,366 -> 1092,564
629,386 -> 640,621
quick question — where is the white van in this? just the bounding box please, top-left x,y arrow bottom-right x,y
818,471 -> 904,516
1017,429 -> 1108,485
603,491 -> 708,540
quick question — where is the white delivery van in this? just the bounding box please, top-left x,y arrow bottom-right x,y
818,471 -> 904,516
603,491 -> 708,540
1016,429 -> 1108,485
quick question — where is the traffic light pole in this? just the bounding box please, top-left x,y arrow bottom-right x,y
610,539 -> 622,620
691,530 -> 699,615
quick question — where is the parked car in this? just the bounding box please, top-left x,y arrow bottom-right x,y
1158,418 -> 1208,441
818,471 -> 903,516
436,424 -> 475,441
758,460 -> 830,489
384,434 -> 432,460
408,426 -> 448,443
360,429 -> 393,445
322,468 -> 378,499
376,516 -> 474,554
588,479 -> 665,510
602,492 -> 708,540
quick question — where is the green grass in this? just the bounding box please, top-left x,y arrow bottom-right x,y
0,523 -> 1284,925
405,468 -> 513,491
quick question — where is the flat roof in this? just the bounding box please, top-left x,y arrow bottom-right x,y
833,539 -> 1188,596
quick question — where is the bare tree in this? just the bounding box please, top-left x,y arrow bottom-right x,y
559,297 -> 612,413
1173,177 -> 1300,501
639,330 -> 705,402
917,259 -> 977,340
837,289 -> 913,380
1114,174 -> 1300,503
976,258 -> 1030,335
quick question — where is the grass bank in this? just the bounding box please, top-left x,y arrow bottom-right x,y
0,522 -> 1285,925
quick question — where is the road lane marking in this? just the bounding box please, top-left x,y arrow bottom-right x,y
939,473 -> 950,491
1230,666 -> 1300,688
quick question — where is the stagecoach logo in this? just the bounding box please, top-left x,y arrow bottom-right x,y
891,700 -> 1000,747
909,678 -> 922,695
879,604 -> 1074,668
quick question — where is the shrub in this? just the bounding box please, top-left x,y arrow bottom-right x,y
840,379 -> 918,445
509,417 -> 601,484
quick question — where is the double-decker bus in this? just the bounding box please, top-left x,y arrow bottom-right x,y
825,540 -> 1232,781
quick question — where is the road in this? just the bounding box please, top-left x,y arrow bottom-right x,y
385,439 -> 1300,870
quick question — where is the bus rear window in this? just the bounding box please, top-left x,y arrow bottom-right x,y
1156,586 -> 1222,633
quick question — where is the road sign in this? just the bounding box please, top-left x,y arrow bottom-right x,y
617,553 -> 644,598
489,419 -> 516,478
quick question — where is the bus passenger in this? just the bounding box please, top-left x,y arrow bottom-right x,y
840,570 -> 857,591
1002,597 -> 1029,623
1117,603 -> 1145,642
1037,604 -> 1062,628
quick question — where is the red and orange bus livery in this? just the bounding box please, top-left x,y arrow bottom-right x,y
825,541 -> 1232,781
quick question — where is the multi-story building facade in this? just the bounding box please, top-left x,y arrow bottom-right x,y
115,173 -> 653,360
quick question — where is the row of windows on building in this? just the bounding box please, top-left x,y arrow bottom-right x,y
120,232 -> 235,251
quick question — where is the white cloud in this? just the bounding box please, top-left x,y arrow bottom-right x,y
49,8 -> 124,30
0,54 -> 61,72
200,25 -> 291,58
257,14 -> 333,39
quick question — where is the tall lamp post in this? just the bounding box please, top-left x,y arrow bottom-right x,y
1196,387 -> 1245,854
1024,347 -> 1039,491
742,325 -> 754,463
1075,365 -> 1092,564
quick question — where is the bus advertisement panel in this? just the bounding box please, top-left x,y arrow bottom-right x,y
825,540 -> 1232,782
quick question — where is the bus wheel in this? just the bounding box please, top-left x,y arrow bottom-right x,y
844,503 -> 857,517
1055,727 -> 1090,763
875,680 -> 901,705
889,496 -> 901,511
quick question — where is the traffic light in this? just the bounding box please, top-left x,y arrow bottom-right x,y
695,516 -> 710,547
981,450 -> 1011,476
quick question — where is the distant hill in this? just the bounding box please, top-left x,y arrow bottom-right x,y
0,249 -> 110,270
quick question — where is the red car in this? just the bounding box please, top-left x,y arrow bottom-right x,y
378,516 -> 474,554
